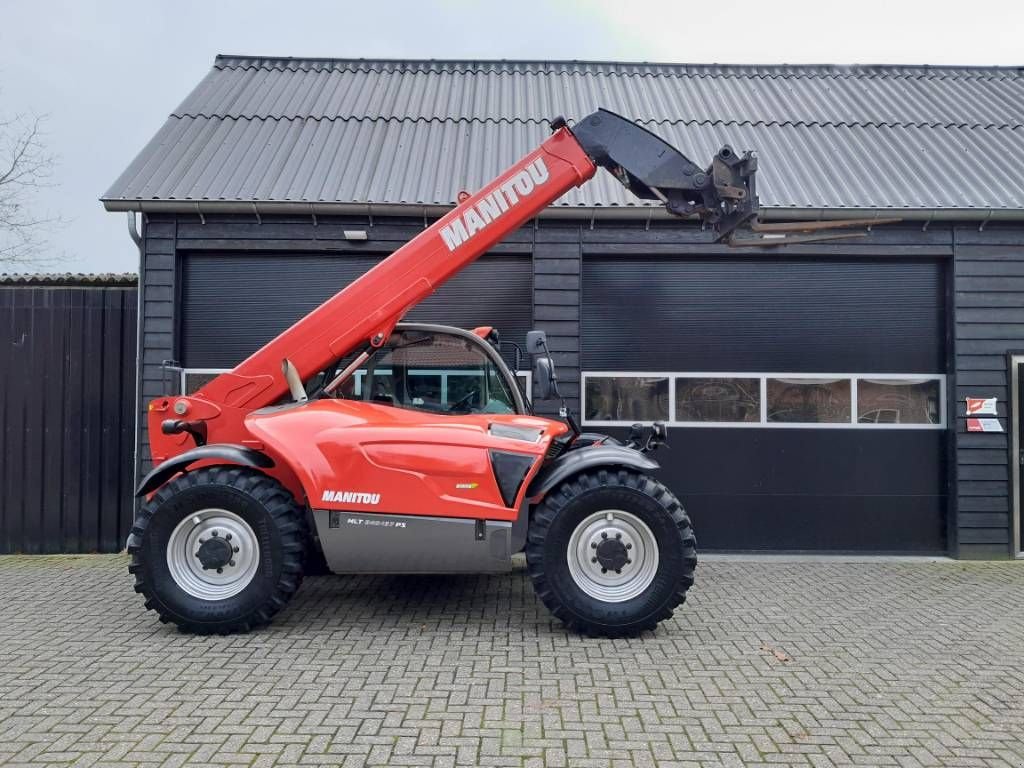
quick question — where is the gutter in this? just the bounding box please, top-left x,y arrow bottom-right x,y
101,199 -> 1024,223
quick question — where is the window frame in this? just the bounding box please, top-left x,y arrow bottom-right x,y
581,371 -> 947,429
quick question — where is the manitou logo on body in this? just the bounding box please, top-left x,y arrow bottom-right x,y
440,157 -> 550,252
321,490 -> 381,505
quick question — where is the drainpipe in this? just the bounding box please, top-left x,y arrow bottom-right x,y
127,211 -> 144,539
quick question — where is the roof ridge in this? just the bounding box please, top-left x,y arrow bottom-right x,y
168,112 -> 1024,131
212,54 -> 1024,78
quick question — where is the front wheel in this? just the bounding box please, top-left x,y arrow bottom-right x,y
127,467 -> 308,634
526,469 -> 696,637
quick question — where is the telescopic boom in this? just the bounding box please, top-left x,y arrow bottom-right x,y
193,110 -> 758,415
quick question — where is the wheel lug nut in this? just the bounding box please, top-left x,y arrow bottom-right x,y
601,532 -> 608,539
233,546 -> 239,553
626,559 -> 632,565
212,531 -> 219,537
216,567 -> 223,574
626,543 -> 632,549
601,568 -> 607,574
229,560 -> 235,567
591,542 -> 598,549
198,538 -> 205,544
591,557 -> 597,563
225,533 -> 232,541
615,569 -> 621,574
615,533 -> 621,540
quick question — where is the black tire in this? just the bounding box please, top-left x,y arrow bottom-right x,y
127,466 -> 308,634
526,469 -> 696,637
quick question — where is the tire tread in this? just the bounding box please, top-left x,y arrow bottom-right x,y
526,469 -> 696,638
127,467 -> 308,634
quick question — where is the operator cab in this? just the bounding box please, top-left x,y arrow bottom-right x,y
329,323 -> 530,416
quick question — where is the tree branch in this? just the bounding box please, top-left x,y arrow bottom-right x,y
0,110 -> 61,268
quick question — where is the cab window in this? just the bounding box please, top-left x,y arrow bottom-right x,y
341,330 -> 518,415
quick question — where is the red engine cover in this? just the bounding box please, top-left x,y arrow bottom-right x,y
244,399 -> 567,520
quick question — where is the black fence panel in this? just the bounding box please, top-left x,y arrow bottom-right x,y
0,285 -> 137,553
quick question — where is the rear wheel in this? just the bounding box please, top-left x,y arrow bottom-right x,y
127,467 -> 307,634
526,469 -> 696,637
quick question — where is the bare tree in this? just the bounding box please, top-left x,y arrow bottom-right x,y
0,112 -> 60,267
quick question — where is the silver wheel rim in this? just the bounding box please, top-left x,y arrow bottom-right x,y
567,509 -> 659,602
165,509 -> 260,600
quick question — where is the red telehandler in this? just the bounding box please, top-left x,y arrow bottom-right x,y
129,109 -> 870,636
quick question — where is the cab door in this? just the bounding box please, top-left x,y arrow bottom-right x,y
305,325 -> 542,522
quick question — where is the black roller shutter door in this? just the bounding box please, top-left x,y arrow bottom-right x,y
582,256 -> 948,553
583,258 -> 944,372
180,252 -> 532,368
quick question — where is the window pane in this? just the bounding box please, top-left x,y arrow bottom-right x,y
675,377 -> 761,422
184,371 -> 223,394
344,330 -> 517,415
516,373 -> 531,403
585,377 -> 669,421
485,367 -> 516,413
857,379 -> 941,424
767,378 -> 851,423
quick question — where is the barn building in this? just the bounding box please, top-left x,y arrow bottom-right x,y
103,56 -> 1024,557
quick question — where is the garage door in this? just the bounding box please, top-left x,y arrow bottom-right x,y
582,256 -> 948,553
179,251 -> 532,369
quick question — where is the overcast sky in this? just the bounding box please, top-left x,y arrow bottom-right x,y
2,0 -> 1022,273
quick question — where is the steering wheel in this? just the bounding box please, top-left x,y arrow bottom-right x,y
447,389 -> 479,413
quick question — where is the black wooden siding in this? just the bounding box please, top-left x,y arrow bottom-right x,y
1,284 -> 137,553
136,216 -> 177,485
532,229 -> 582,418
135,214 -> 1022,556
953,225 -> 1024,558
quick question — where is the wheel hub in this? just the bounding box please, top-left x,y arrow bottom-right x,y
195,536 -> 234,571
595,537 -> 630,571
166,509 -> 259,601
567,509 -> 659,603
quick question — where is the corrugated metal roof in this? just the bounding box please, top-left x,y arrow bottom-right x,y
103,56 -> 1024,216
0,273 -> 138,287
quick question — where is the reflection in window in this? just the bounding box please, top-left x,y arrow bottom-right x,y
857,379 -> 941,424
183,371 -> 225,395
585,377 -> 669,422
676,377 -> 760,422
342,330 -> 516,415
767,378 -> 851,423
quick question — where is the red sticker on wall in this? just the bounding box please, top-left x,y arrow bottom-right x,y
966,397 -> 998,416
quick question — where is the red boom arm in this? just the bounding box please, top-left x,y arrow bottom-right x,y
200,126 -> 596,412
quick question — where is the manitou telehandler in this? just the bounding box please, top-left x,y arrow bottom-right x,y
129,109 -> 873,636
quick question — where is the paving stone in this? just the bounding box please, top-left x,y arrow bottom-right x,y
0,556 -> 1022,767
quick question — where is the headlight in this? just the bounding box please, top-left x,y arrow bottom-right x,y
489,423 -> 543,443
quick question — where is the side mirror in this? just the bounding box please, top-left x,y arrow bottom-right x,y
526,330 -> 556,401
525,330 -> 548,355
533,356 -> 555,401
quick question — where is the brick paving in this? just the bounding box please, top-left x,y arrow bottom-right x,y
0,555 -> 1022,767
